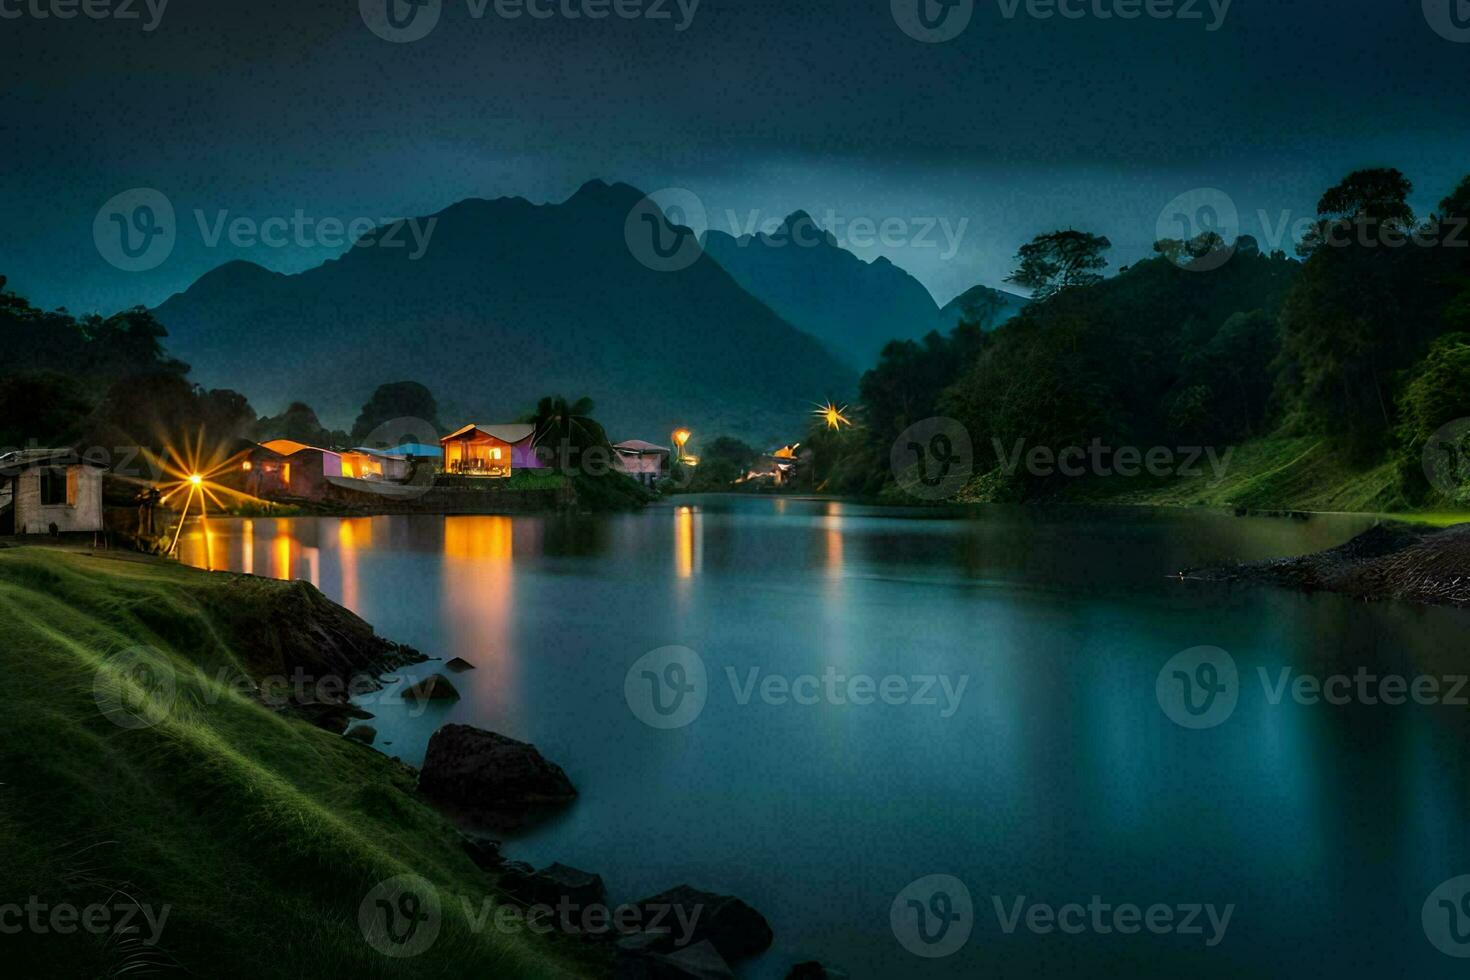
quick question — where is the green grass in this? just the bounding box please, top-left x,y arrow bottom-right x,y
1059,436 -> 1408,513
0,547 -> 599,978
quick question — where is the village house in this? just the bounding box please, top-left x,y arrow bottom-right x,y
439,424 -> 544,478
612,439 -> 672,487
0,449 -> 107,536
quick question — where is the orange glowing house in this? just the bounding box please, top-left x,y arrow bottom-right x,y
439,424 -> 543,478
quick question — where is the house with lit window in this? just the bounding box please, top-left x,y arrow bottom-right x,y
440,424 -> 544,478
612,439 -> 672,487
0,449 -> 106,536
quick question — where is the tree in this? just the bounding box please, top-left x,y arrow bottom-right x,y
256,402 -> 342,447
1004,230 -> 1111,300
350,381 -> 442,443
0,372 -> 92,448
1394,333 -> 1470,500
1297,168 -> 1415,257
524,395 -> 611,472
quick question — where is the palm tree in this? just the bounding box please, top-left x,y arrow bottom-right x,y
524,395 -> 612,471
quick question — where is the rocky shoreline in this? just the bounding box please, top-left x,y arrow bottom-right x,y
1182,521 -> 1470,608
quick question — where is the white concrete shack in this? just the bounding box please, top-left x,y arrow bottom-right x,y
0,449 -> 107,536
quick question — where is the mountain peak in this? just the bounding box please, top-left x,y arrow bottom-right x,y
567,179 -> 647,211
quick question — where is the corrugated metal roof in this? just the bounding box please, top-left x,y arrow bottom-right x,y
441,423 -> 536,445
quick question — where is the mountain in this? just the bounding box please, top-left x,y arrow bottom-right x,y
935,284 -> 1029,332
701,212 -> 943,372
152,182 -> 856,447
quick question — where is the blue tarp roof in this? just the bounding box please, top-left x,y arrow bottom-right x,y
355,443 -> 443,458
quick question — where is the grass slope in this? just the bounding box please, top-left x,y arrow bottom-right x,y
0,547 -> 597,978
1059,436 -> 1408,513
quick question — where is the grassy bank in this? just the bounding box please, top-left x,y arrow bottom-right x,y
0,547 -> 597,978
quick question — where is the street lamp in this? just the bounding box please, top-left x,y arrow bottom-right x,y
672,428 -> 692,463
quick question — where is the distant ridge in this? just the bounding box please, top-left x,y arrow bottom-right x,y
152,181 -> 856,446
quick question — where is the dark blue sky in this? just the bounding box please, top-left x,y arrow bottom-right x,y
3,0 -> 1468,315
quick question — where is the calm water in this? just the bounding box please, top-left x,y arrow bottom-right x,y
178,498 -> 1470,977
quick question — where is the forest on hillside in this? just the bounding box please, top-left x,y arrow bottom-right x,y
788,168 -> 1470,510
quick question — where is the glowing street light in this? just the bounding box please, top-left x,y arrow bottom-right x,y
672,428 -> 692,462
813,402 -> 853,431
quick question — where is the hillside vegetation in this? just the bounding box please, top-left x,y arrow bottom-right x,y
0,547 -> 595,978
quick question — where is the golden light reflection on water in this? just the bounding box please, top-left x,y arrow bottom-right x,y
443,516 -> 516,713
338,518 -> 373,610
675,505 -> 701,579
242,519 -> 254,576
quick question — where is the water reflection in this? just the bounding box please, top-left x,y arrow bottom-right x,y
172,499 -> 1470,979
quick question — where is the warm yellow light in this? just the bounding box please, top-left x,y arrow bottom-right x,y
673,428 -> 691,447
189,473 -> 203,485
242,461 -> 253,471
813,402 -> 852,431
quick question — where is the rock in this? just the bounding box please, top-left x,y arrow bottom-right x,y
417,724 -> 576,810
294,700 -> 374,734
615,940 -> 734,980
445,657 -> 477,671
506,862 -> 605,909
786,963 -> 847,979
344,724 -> 377,744
460,834 -> 504,871
402,673 -> 460,701
624,885 -> 773,963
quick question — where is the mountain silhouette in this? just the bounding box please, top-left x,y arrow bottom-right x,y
935,284 -> 1029,332
701,212 -> 946,371
152,182 -> 856,446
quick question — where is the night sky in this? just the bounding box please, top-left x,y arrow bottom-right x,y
3,0 -> 1469,315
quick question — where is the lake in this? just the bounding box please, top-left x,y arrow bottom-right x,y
177,497 -> 1470,977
